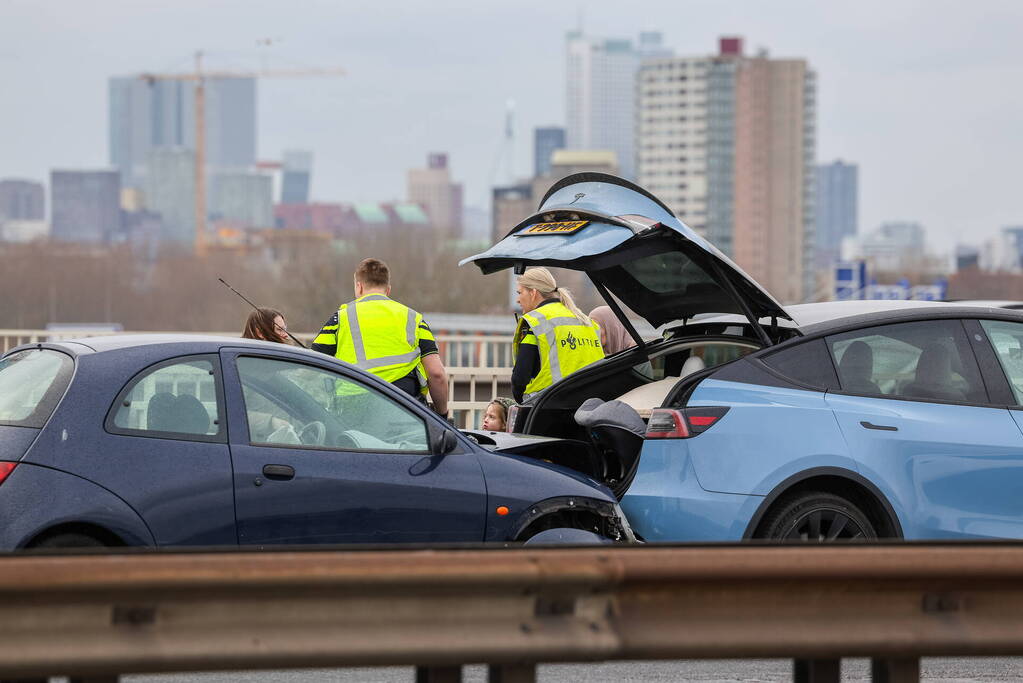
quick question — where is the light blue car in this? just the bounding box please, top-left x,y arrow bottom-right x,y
465,173 -> 1023,541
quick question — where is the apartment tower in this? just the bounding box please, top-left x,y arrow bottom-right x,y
566,31 -> 671,180
638,37 -> 816,303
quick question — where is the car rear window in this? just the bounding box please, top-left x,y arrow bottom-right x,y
761,339 -> 840,390
0,349 -> 73,428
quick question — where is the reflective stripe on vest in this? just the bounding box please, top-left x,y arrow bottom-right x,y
514,301 -> 603,399
336,295 -> 427,392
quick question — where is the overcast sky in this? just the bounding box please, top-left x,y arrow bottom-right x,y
2,0 -> 1021,252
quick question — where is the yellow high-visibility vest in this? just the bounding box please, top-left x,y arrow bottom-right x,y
315,294 -> 430,396
513,300 -> 603,399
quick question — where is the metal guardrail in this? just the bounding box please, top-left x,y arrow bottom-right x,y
0,543 -> 1021,682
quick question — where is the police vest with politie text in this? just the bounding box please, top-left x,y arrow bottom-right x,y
513,300 -> 604,399
312,294 -> 436,398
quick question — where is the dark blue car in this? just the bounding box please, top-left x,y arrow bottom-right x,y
0,335 -> 632,549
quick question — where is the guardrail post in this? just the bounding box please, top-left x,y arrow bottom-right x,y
871,657 -> 919,682
793,658 -> 840,683
487,663 -> 536,682
415,665 -> 462,682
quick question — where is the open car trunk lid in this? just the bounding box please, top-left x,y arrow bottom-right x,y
461,173 -> 791,340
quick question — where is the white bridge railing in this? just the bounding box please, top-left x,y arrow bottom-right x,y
1,329 -> 515,430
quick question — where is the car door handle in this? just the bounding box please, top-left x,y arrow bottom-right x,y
262,464 -> 295,480
860,421 -> 898,432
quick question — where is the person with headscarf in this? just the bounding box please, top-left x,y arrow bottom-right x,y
588,306 -> 638,356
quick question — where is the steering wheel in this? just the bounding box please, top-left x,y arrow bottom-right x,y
298,420 -> 327,446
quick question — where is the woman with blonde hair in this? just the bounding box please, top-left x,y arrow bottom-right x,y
511,268 -> 604,402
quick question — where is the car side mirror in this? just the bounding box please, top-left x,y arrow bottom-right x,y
436,430 -> 458,456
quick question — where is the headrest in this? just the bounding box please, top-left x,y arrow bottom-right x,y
680,355 -> 706,376
916,343 -> 953,381
839,340 -> 873,378
147,392 -> 210,435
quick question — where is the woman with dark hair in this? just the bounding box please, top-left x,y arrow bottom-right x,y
242,308 -> 290,344
239,307 -> 297,442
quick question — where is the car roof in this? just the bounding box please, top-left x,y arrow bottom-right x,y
677,300 -> 1023,339
946,299 -> 1023,310
785,300 -> 958,328
21,334 -> 311,357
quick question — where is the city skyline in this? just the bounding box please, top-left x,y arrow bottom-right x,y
2,1 -> 1021,253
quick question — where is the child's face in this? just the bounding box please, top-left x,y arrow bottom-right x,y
482,404 -> 505,431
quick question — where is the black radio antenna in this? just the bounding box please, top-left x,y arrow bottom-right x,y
218,277 -> 308,348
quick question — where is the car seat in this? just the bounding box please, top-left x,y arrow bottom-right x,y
574,398 -> 646,488
614,353 -> 706,418
680,355 -> 706,376
170,394 -> 211,434
147,392 -> 210,434
837,340 -> 883,395
146,392 -> 178,432
901,343 -> 967,402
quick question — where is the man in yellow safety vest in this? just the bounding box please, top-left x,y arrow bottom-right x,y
312,257 -> 448,416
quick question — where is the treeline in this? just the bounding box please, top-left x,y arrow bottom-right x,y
0,233 -> 519,333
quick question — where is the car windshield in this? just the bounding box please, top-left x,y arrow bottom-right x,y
0,349 -> 73,428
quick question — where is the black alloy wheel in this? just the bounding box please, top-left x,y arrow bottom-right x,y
758,491 -> 878,541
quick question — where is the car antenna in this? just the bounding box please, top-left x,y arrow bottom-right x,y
218,277 -> 308,348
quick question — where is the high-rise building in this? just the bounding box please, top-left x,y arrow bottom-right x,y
146,147 -> 195,246
491,183 -> 535,243
108,75 -> 256,189
954,244 -> 980,272
999,226 -> 1023,271
280,150 -> 312,204
815,161 -> 858,267
637,37 -> 816,303
847,221 -> 926,273
0,179 -> 45,222
50,170 -> 121,244
550,149 -> 618,177
407,153 -> 463,238
210,171 -> 274,228
566,31 -> 670,180
533,127 -> 566,178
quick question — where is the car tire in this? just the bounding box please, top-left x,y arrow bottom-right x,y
31,532 -> 107,549
757,491 -> 877,541
523,527 -> 614,545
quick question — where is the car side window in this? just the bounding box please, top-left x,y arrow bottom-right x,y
236,356 -> 429,452
979,320 -> 1023,404
761,339 -> 839,389
110,356 -> 222,440
827,320 -> 987,404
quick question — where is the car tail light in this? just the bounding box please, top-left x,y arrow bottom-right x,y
646,409 -> 690,439
685,407 -> 730,435
0,462 -> 17,486
646,407 -> 730,439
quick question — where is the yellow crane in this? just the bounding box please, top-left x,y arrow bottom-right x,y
140,51 -> 345,257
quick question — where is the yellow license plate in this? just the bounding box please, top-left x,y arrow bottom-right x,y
517,220 -> 590,236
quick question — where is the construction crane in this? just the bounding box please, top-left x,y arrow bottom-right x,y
140,51 -> 345,256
